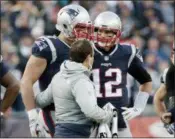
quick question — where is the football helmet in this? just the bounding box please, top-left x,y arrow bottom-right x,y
56,4 -> 93,40
94,11 -> 122,48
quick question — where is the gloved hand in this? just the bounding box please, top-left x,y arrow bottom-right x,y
121,107 -> 142,121
164,123 -> 175,135
122,92 -> 149,121
103,103 -> 116,124
28,109 -> 49,137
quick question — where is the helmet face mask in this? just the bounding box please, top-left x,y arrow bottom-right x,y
95,26 -> 121,49
94,11 -> 122,50
73,23 -> 94,41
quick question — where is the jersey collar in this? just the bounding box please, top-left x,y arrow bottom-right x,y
93,44 -> 119,56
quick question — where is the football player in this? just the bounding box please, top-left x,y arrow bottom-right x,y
1,56 -> 20,137
154,44 -> 175,135
0,56 -> 20,114
90,11 -> 152,137
20,4 -> 93,137
35,11 -> 152,137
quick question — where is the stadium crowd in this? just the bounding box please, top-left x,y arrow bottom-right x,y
1,0 -> 174,137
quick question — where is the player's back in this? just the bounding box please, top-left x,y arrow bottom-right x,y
32,35 -> 70,110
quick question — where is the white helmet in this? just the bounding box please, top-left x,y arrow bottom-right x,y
56,4 -> 92,39
94,11 -> 122,48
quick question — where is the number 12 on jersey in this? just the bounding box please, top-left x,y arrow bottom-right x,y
92,68 -> 122,98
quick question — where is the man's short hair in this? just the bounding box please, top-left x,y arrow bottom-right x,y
70,39 -> 93,63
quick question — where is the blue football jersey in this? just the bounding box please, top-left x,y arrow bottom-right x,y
0,61 -> 9,79
91,43 -> 143,128
32,36 -> 70,110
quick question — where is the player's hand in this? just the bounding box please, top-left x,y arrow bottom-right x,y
121,107 -> 142,121
161,112 -> 172,124
28,109 -> 49,137
164,123 -> 175,135
29,118 -> 46,137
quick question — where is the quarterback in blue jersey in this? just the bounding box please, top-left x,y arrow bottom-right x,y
91,11 -> 152,137
20,4 -> 93,137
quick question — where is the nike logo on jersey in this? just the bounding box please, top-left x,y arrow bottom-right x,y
101,63 -> 112,67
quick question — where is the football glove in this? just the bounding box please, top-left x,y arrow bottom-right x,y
122,91 -> 149,121
28,109 -> 49,137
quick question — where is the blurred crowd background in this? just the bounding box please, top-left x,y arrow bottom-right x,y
1,0 -> 174,137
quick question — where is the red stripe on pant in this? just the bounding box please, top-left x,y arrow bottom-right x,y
42,110 -> 55,137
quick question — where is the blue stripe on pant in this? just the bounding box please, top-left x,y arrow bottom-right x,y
54,123 -> 92,138
42,110 -> 55,137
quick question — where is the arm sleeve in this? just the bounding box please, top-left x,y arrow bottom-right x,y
0,62 -> 9,79
72,79 -> 112,123
35,82 -> 53,108
128,48 -> 152,84
31,37 -> 54,64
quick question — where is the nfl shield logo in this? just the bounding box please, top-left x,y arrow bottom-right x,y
104,56 -> 109,61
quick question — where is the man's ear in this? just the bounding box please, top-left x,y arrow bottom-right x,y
86,54 -> 91,61
84,54 -> 90,63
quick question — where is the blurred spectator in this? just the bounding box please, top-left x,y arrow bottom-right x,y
160,1 -> 174,28
89,1 -> 108,21
131,35 -> 145,51
157,59 -> 169,74
1,17 -> 13,41
116,1 -> 135,38
144,37 -> 161,58
17,34 -> 34,73
145,52 -> 159,71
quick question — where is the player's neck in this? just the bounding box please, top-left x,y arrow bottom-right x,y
96,44 -> 116,54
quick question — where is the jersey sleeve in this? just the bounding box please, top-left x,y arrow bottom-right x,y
128,47 -> 152,84
0,61 -> 9,78
160,68 -> 169,84
32,36 -> 56,64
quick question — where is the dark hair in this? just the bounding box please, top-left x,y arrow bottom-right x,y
70,39 -> 93,63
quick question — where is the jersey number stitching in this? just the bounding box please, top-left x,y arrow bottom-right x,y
92,68 -> 122,98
